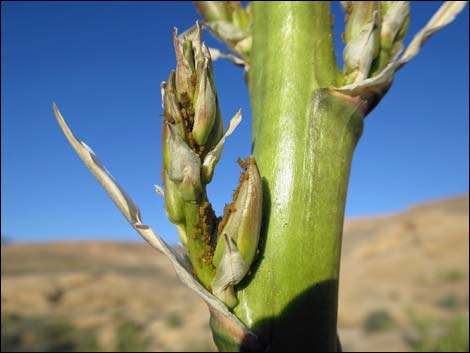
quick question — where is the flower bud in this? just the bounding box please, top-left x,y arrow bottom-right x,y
183,40 -> 195,71
234,36 -> 252,58
381,1 -> 410,52
211,157 -> 262,307
213,157 -> 262,267
231,3 -> 250,30
174,29 -> 195,102
200,107 -> 224,180
343,3 -> 380,83
193,2 -> 252,59
192,57 -> 217,146
164,123 -> 202,201
192,22 -> 204,70
193,1 -> 231,22
163,170 -> 188,246
163,170 -> 186,227
212,234 -> 248,308
344,2 -> 379,42
162,72 -> 186,142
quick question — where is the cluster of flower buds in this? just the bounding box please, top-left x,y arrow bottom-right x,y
193,1 -> 252,60
162,24 -> 222,204
161,23 -> 262,308
342,1 -> 410,84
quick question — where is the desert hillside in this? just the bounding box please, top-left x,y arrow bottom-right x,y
2,195 -> 468,351
339,195 -> 469,351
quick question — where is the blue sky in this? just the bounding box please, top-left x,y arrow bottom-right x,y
1,2 -> 468,243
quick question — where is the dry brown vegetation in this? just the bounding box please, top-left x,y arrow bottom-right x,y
2,195 -> 468,351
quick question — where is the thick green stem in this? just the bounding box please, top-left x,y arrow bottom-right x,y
231,2 -> 363,351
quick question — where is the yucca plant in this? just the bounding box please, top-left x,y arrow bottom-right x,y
54,1 -> 467,351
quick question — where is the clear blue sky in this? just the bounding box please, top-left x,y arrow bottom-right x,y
1,2 -> 468,243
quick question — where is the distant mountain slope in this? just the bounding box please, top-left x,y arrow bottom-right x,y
339,195 -> 468,351
2,195 -> 468,352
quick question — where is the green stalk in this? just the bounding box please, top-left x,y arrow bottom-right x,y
184,199 -> 215,289
232,2 -> 363,351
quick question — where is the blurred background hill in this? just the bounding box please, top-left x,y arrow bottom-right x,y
1,195 -> 468,352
